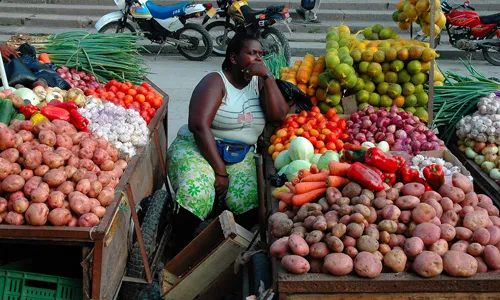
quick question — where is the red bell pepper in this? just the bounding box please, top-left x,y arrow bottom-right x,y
69,109 -> 89,131
416,177 -> 433,192
382,172 -> 396,186
399,165 -> 419,184
347,162 -> 384,191
423,164 -> 445,191
393,155 -> 407,170
52,101 -> 78,112
364,147 -> 399,173
19,104 -> 38,119
40,106 -> 70,122
366,165 -> 383,178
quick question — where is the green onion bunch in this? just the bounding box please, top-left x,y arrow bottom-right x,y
38,31 -> 149,84
263,51 -> 288,79
431,59 -> 500,144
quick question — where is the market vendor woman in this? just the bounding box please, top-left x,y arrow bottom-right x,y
167,33 -> 288,241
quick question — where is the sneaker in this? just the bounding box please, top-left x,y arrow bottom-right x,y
308,18 -> 321,23
295,7 -> 306,21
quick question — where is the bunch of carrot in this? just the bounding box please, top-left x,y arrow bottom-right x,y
276,160 -> 351,210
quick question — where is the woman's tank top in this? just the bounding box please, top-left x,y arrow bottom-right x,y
210,71 -> 266,145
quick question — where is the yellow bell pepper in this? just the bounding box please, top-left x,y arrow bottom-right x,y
30,112 -> 49,124
272,186 -> 290,197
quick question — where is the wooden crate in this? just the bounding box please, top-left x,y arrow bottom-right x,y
161,211 -> 253,300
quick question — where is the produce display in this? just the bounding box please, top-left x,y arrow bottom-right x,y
346,105 -> 443,154
392,0 -> 446,36
362,24 -> 400,41
0,119 -> 126,227
269,106 -> 347,160
56,66 -> 102,91
270,149 -> 500,278
410,154 -> 465,179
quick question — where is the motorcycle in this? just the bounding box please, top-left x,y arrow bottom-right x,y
202,0 -> 292,62
415,0 -> 500,66
95,0 -> 213,61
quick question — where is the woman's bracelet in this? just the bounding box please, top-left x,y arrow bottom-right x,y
215,172 -> 229,178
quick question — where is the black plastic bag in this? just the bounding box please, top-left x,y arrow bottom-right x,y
275,78 -> 313,113
34,69 -> 71,90
18,43 -> 37,58
20,55 -> 57,72
3,58 -> 37,88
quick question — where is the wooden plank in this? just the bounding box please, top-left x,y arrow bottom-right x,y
163,239 -> 246,300
197,263 -> 242,300
283,293 -> 500,300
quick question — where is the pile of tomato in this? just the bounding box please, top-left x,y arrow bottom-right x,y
84,80 -> 163,124
269,106 -> 349,160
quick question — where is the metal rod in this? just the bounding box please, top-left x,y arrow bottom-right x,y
125,183 -> 153,283
254,153 -> 267,245
428,0 -> 436,125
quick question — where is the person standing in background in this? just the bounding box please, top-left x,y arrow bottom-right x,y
295,0 -> 321,23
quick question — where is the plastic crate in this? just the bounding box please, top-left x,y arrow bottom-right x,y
0,260 -> 83,300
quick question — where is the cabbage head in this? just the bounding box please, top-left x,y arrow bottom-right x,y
317,150 -> 340,171
284,160 -> 311,181
288,137 -> 314,161
274,150 -> 291,171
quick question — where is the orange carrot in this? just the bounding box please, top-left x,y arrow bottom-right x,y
310,164 -> 319,174
295,181 -> 328,194
279,200 -> 287,212
328,160 -> 351,177
284,182 -> 296,193
292,188 -> 328,206
300,172 -> 329,183
320,168 -> 329,174
39,53 -> 51,64
291,176 -> 300,185
276,191 -> 294,205
326,176 -> 350,188
298,168 -> 312,179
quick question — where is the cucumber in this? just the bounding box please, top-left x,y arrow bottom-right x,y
12,113 -> 25,121
0,99 -> 15,125
23,99 -> 31,106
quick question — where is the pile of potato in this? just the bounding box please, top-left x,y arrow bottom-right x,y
0,119 -> 127,227
270,173 -> 500,278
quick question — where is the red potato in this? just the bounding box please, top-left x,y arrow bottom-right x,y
308,259 -> 323,273
19,169 -> 33,181
38,130 -> 56,147
111,166 -> 123,179
19,121 -> 33,132
13,134 -> 22,147
43,168 -> 67,187
17,130 -> 33,142
71,146 -> 80,156
79,159 -> 95,171
440,224 -> 456,241
483,245 -> 500,270
379,243 -> 391,255
380,231 -> 390,244
33,165 -> 48,178
68,215 -> 78,227
384,248 -> 407,273
378,220 -> 397,234
107,177 -> 119,189
90,206 -> 106,218
70,132 -> 89,145
115,159 -> 128,170
455,227 -> 473,240
395,196 -> 420,210
289,234 -> 309,256
386,187 -> 400,201
443,251 -> 478,277
5,211 -> 24,225
10,163 -> 21,175
404,237 -> 425,257
42,152 -> 64,169
23,176 -> 42,196
30,187 -> 49,203
421,191 -> 442,202
99,160 -> 114,172
478,194 -> 493,206
57,181 -> 75,195
440,197 -> 454,212
71,168 -> 87,183
78,147 -> 94,160
0,128 -> 15,150
306,230 -> 324,245
23,150 -> 42,170
381,205 -> 401,221
364,225 -> 380,240
76,179 -> 91,195
460,206 -> 475,218
0,158 -> 12,180
345,246 -> 358,258
96,137 -> 108,149
0,148 -> 19,163
63,200 -> 70,209
38,182 -> 50,193
473,228 -> 491,245
69,192 -> 91,215
441,210 -> 459,227
33,121 -> 56,135
33,144 -> 54,154
430,239 -> 449,256
12,197 -> 29,213
475,257 -> 489,273
63,166 -> 77,180
413,223 -> 441,245
84,173 -> 98,184
17,141 -> 35,156
439,184 -> 465,204
87,181 -> 103,198
331,223 -> 347,238
468,243 -> 484,256
452,173 -> 473,193
78,212 -> 100,227
412,251 -> 443,277
425,198 -> 443,218
270,237 -> 290,259
412,203 -> 437,224
354,252 -> 382,278
92,148 -> 109,165
97,187 -> 114,207
0,197 -> 7,213
55,147 -> 72,161
490,216 -> 500,227
281,255 -> 310,274
313,216 -> 328,231
325,236 -> 344,253
55,135 -> 73,149
487,226 -> 500,245
48,208 -> 72,226
478,203 -> 500,217
463,192 -> 479,207
372,197 -> 387,210
310,242 -> 330,259
67,155 -> 79,167
343,236 -> 357,248
25,203 -> 49,226
347,223 -> 364,239
464,210 -> 490,232
401,183 -> 425,197
2,174 -> 25,192
80,138 -> 98,152
9,119 -> 22,132
323,253 -> 353,275
451,240 -> 470,253
357,235 -> 379,253
106,144 -> 119,162
48,191 -> 65,209
89,198 -> 101,208
52,120 -> 77,136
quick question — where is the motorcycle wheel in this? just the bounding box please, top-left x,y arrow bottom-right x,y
260,27 -> 291,64
98,21 -> 136,33
205,20 -> 236,56
175,23 -> 213,61
482,31 -> 500,66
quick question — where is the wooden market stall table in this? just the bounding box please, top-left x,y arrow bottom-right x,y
263,151 -> 500,300
0,78 -> 170,300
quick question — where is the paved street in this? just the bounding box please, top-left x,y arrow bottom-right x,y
144,55 -> 500,146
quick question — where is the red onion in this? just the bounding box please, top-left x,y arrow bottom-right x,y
403,124 -> 415,133
61,65 -> 69,72
412,116 -> 420,123
362,119 -> 372,129
350,112 -> 360,122
409,131 -> 420,140
375,132 -> 385,142
416,123 -> 426,132
78,71 -> 86,78
429,135 -> 439,142
424,130 -> 434,138
352,127 -> 360,135
367,106 -> 375,114
347,120 -> 354,127
422,142 -> 433,151
368,138 -> 376,143
393,140 -> 404,151
352,140 -> 361,145
89,75 -> 96,81
438,140 -> 445,146
385,133 -> 395,145
388,112 -> 397,119
83,75 -> 90,81
366,132 -> 374,139
73,74 -> 81,81
369,114 -> 378,123
394,119 -> 404,129
411,141 -> 421,153
390,106 -> 399,114
369,124 -> 378,133
387,125 -> 396,133
395,129 -> 407,139
57,69 -> 65,75
361,129 -> 368,134
399,112 -> 409,120
379,127 -> 386,133
355,134 -> 366,142
391,115 -> 402,124
70,68 -> 77,74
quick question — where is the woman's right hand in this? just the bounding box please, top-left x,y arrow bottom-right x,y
214,174 -> 229,208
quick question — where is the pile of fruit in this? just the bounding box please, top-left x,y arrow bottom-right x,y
393,0 -> 446,37
85,80 -> 163,124
362,24 -> 400,41
269,106 -> 348,160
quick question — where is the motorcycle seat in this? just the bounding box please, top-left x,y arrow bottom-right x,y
146,1 -> 190,19
480,12 -> 500,24
266,5 -> 285,14
240,6 -> 266,20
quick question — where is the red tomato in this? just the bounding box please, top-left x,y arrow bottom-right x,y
291,114 -> 298,120
335,139 -> 344,150
135,94 -> 146,103
340,133 -> 349,141
131,85 -> 139,90
333,128 -> 342,136
107,91 -> 115,99
116,92 -> 125,100
318,134 -> 326,141
141,110 -> 149,119
326,142 -> 336,151
125,81 -> 133,88
108,86 -> 118,94
310,106 -> 320,113
289,121 -> 299,129
317,121 -> 328,131
284,116 -> 294,124
296,116 -> 306,124
308,137 -> 317,145
146,94 -> 155,104
326,121 -> 338,131
85,89 -> 95,96
299,110 -> 308,118
140,82 -> 151,90
306,118 -> 317,127
315,141 -> 325,149
145,115 -> 151,124
303,124 -> 312,132
302,131 -> 310,139
338,119 -> 347,130
127,89 -> 138,97
124,95 -> 134,104
326,133 -> 338,143
332,115 -> 340,123
137,86 -> 148,95
151,97 -> 161,109
141,102 -> 151,110
147,108 -> 156,117
309,112 -> 318,118
96,87 -> 105,94
316,114 -> 326,122
118,100 -> 125,107
326,108 -> 337,120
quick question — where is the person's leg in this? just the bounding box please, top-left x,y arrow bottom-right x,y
307,0 -> 321,23
295,6 -> 306,21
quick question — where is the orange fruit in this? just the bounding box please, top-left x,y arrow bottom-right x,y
393,95 -> 405,107
397,47 -> 409,60
268,145 -> 275,155
272,152 -> 280,160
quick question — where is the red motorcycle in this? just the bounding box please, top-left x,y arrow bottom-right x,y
416,0 -> 500,66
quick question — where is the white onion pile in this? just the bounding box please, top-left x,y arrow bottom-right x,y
56,66 -> 101,91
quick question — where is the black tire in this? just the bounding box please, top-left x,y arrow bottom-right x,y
98,21 -> 136,34
205,20 -> 236,56
120,189 -> 169,300
175,23 -> 213,61
261,27 -> 291,64
482,31 -> 500,66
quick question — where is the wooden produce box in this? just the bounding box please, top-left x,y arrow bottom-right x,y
161,211 -> 253,300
